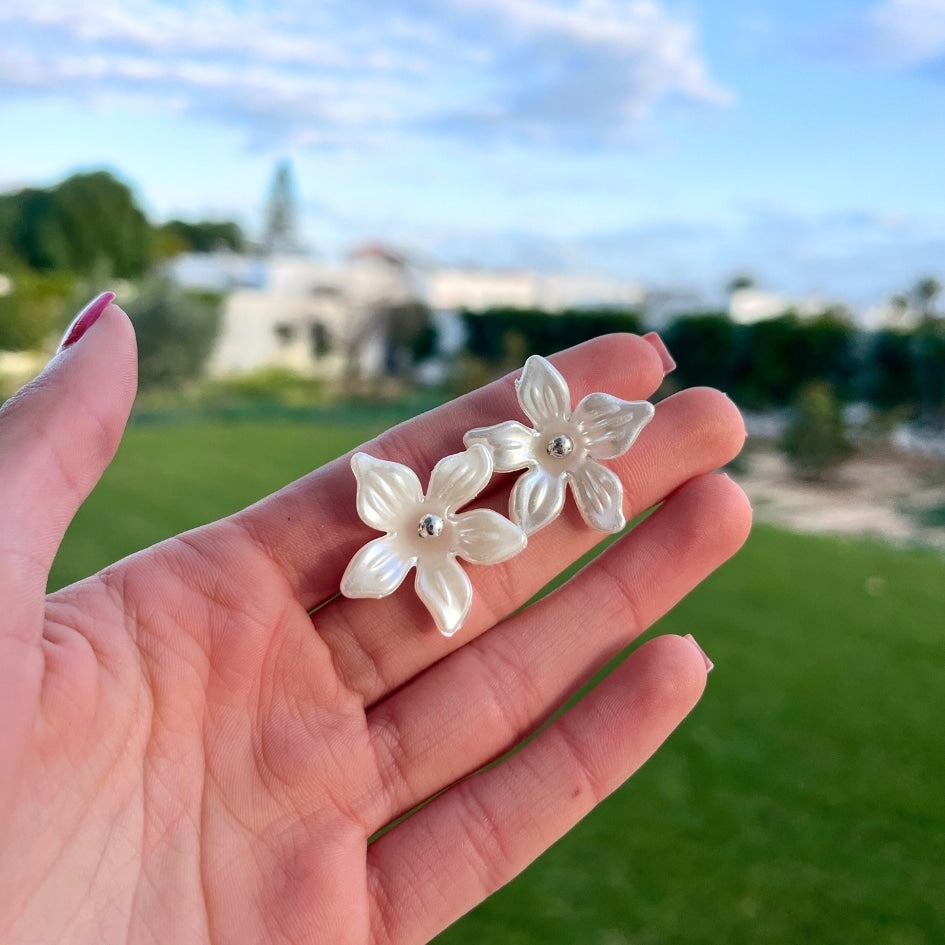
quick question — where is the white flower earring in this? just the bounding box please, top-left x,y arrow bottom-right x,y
340,444 -> 527,636
464,355 -> 654,535
340,352 -> 655,636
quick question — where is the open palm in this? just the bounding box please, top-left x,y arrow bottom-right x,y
0,302 -> 750,945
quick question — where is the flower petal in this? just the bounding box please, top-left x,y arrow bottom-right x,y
454,509 -> 527,564
415,557 -> 473,636
351,452 -> 423,531
573,393 -> 655,461
567,461 -> 626,533
510,466 -> 567,535
463,421 -> 540,472
428,443 -> 492,513
516,355 -> 572,429
340,536 -> 414,599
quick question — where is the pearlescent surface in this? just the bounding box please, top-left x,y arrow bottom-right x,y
464,354 -> 655,534
341,446 -> 527,636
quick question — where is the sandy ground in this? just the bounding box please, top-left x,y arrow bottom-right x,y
731,444 -> 945,553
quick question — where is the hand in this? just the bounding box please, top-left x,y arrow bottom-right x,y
0,296 -> 750,945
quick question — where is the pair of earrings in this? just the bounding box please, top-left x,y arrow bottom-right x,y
340,354 -> 655,636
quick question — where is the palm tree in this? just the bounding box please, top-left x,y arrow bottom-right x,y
913,277 -> 941,323
887,292 -> 910,325
726,273 -> 755,296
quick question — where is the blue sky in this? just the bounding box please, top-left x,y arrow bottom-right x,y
1,0 -> 944,312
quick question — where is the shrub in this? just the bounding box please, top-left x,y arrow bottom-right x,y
203,367 -> 325,406
780,381 -> 853,480
128,278 -> 222,390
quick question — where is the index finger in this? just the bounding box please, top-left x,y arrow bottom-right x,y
230,333 -> 666,611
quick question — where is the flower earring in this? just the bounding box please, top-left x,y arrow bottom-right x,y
340,444 -> 527,636
340,353 -> 655,636
464,355 -> 654,535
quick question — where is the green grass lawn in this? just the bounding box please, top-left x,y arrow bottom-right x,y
48,415 -> 391,590
50,418 -> 945,944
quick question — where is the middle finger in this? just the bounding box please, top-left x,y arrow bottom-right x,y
314,384 -> 745,707
360,471 -> 750,837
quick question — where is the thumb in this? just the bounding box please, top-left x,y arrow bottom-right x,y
0,292 -> 135,820
0,291 -> 138,624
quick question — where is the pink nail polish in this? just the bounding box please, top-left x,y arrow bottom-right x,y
684,634 -> 714,673
58,291 -> 115,351
642,332 -> 676,374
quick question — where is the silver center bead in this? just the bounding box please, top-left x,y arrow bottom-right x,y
546,433 -> 574,458
417,513 -> 445,539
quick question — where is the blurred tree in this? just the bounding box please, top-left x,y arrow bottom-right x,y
2,187 -> 63,272
262,161 -> 302,255
151,226 -> 190,262
128,278 -> 223,389
912,316 -> 945,426
664,312 -> 738,391
0,269 -> 77,351
0,171 -> 151,277
154,220 -> 246,258
726,273 -> 755,295
888,293 -> 910,324
462,308 -> 543,363
913,276 -> 941,323
798,308 -> 859,400
0,195 -> 21,263
555,308 -> 645,351
861,329 -> 919,412
461,307 -> 644,366
780,381 -> 853,480
733,314 -> 806,408
732,310 -> 859,408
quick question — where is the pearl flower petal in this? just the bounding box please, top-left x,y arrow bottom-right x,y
340,443 -> 527,636
454,508 -> 529,564
573,392 -> 655,461
567,462 -> 626,533
516,353 -> 572,428
465,354 -> 654,535
510,467 -> 568,535
341,536 -> 414,598
460,420 -> 539,472
415,557 -> 473,637
351,453 -> 423,532
428,444 -> 493,513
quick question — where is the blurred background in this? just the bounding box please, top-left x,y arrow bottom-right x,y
1,1 -> 943,942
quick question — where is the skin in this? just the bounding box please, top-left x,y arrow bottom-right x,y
0,303 -> 751,945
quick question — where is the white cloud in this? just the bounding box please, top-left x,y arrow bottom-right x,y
0,0 -> 730,150
827,0 -> 945,69
867,0 -> 945,66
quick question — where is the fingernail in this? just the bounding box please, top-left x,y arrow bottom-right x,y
58,291 -> 116,351
684,634 -> 714,673
642,332 -> 676,374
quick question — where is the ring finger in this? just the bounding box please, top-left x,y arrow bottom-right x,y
314,386 -> 745,707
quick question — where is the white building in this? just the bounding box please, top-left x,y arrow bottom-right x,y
535,272 -> 644,311
163,251 -> 267,292
728,288 -> 831,324
860,299 -> 922,331
425,268 -> 644,313
426,269 -> 537,312
170,247 -> 646,379
206,246 -> 422,379
643,289 -> 708,329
